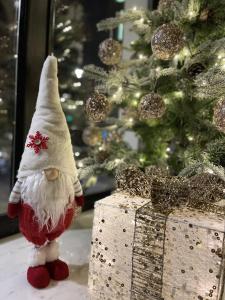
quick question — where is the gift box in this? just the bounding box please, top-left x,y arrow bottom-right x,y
88,192 -> 225,300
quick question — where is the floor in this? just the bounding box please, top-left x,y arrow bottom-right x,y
0,211 -> 94,300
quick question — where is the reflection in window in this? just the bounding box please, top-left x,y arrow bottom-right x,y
53,0 -> 122,196
0,0 -> 18,213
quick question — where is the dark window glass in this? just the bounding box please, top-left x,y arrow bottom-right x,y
0,0 -> 19,213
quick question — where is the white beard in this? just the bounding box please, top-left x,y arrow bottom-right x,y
21,172 -> 75,231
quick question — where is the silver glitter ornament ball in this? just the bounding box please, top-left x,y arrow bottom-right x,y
151,23 -> 184,60
138,92 -> 166,120
213,97 -> 225,133
116,165 -> 151,198
85,93 -> 110,122
98,38 -> 122,65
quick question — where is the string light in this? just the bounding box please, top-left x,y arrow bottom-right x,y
60,97 -> 66,102
63,25 -> 72,32
188,135 -> 194,141
174,91 -> 184,98
135,92 -> 141,97
68,104 -> 77,110
132,6 -> 137,11
75,152 -> 80,157
138,53 -> 146,60
57,22 -> 63,29
78,161 -> 83,168
74,68 -> 84,78
73,82 -> 81,87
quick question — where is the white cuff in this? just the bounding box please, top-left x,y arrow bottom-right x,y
46,240 -> 59,262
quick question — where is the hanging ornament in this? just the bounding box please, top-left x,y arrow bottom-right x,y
98,38 -> 122,65
151,24 -> 184,60
158,0 -> 175,11
187,62 -> 205,78
213,97 -> 225,133
189,173 -> 225,204
116,165 -> 151,198
138,92 -> 165,120
85,92 -> 110,122
82,126 -> 101,146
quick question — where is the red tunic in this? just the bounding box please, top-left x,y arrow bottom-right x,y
19,202 -> 75,246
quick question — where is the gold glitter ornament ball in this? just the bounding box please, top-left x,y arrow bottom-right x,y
138,92 -> 165,120
85,93 -> 110,122
151,23 -> 184,60
213,97 -> 225,133
98,38 -> 122,65
116,165 -> 151,198
82,126 -> 101,146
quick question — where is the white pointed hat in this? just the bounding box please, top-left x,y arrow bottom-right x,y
17,55 -> 77,179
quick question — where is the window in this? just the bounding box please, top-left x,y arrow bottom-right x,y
53,0 -> 124,203
0,0 -> 19,214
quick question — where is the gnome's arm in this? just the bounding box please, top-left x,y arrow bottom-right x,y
74,179 -> 84,207
7,180 -> 22,218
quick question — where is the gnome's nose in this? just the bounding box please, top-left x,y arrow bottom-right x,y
44,168 -> 59,181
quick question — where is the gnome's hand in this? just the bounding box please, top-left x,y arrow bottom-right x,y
75,195 -> 84,207
7,202 -> 21,218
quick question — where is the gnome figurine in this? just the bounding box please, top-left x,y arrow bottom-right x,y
7,56 -> 84,289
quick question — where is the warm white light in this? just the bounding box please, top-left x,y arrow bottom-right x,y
57,22 -> 63,29
60,97 -> 66,102
174,91 -> 184,98
68,104 -> 77,110
188,136 -> 194,141
0,98 -> 2,103
166,147 -> 171,152
78,161 -> 83,168
63,25 -> 72,32
115,158 -> 121,164
73,82 -> 81,87
64,48 -> 70,55
138,54 -> 146,60
135,92 -> 141,97
75,152 -> 80,157
132,6 -> 137,11
74,68 -> 84,79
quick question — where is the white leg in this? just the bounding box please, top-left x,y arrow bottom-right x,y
46,240 -> 59,263
28,244 -> 47,267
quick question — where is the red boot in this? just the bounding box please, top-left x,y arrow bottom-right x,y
27,265 -> 50,288
46,259 -> 69,280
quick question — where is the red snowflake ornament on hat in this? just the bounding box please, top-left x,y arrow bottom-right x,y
26,131 -> 49,154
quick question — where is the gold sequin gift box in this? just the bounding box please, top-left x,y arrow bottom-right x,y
88,193 -> 225,300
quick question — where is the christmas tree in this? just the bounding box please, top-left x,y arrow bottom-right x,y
79,0 -> 225,183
